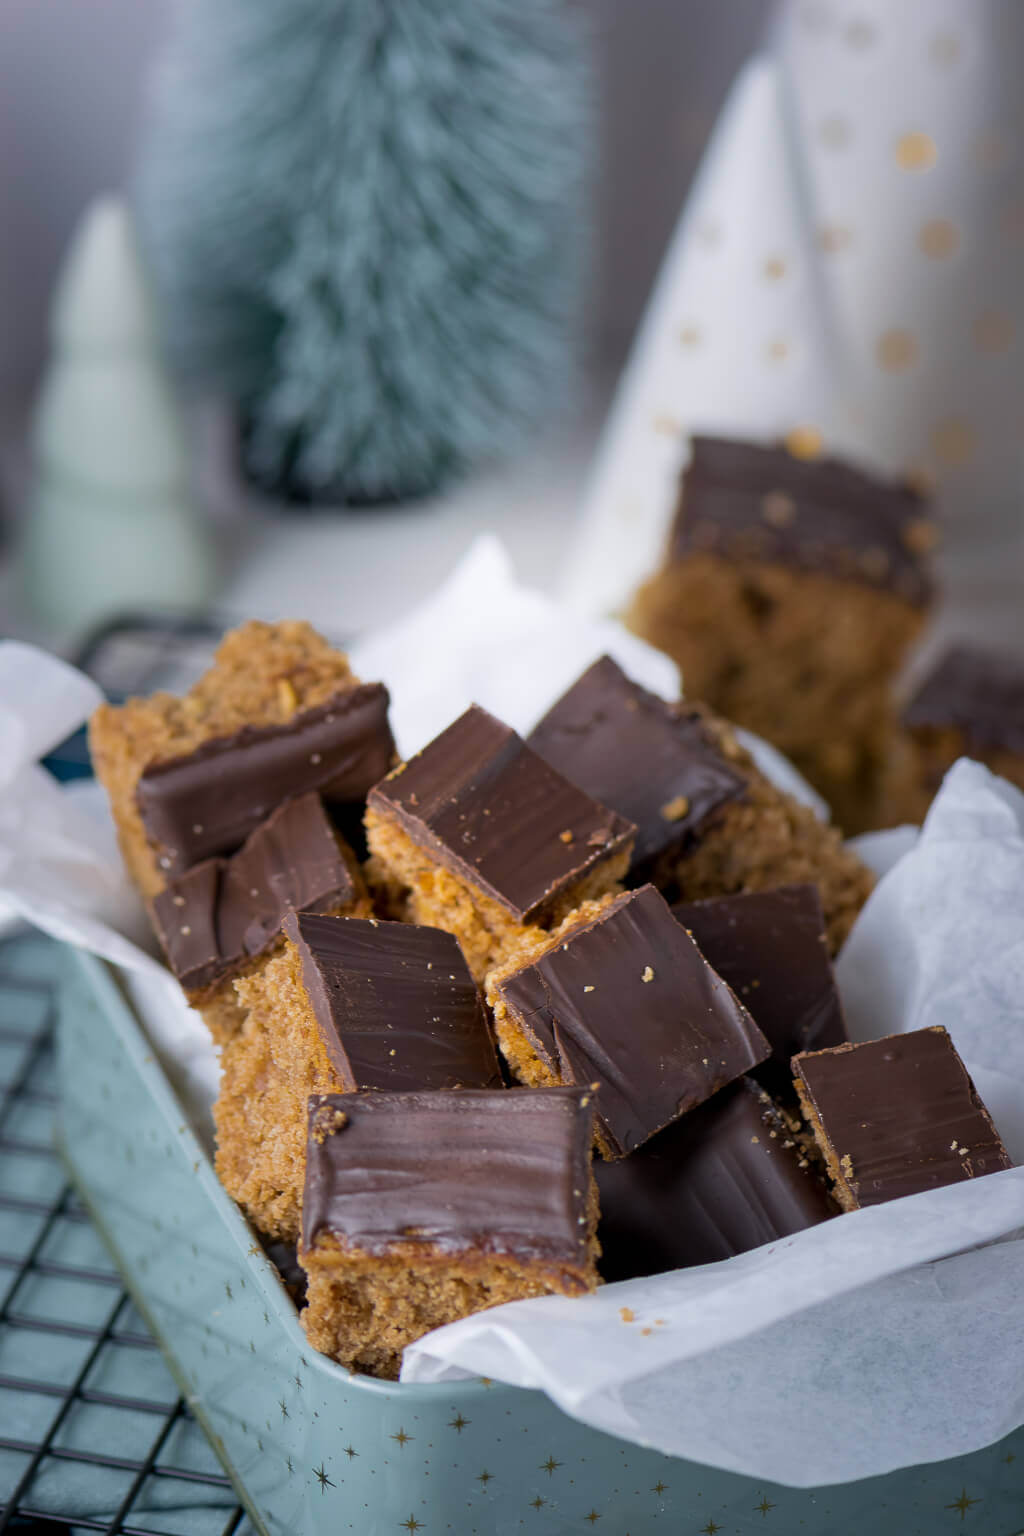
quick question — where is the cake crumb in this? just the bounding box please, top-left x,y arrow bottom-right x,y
641,965 -> 654,983
619,1306 -> 635,1323
277,678 -> 298,714
311,1106 -> 348,1145
559,829 -> 574,844
583,985 -> 595,993
660,794 -> 691,822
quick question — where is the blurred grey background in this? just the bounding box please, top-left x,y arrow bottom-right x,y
0,0 -> 767,414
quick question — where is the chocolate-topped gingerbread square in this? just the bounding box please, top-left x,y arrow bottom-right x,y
527,655 -> 746,872
365,704 -> 635,979
672,883 -> 847,1093
883,646 -> 1024,823
595,1078 -> 836,1279
137,680 -> 394,880
793,1027 -> 1012,1211
300,1087 -> 600,1377
214,912 -> 503,1242
522,657 -> 873,955
627,435 -> 938,833
89,619 -> 396,899
487,883 -> 770,1158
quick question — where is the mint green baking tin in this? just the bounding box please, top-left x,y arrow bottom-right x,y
55,946 -> 1024,1536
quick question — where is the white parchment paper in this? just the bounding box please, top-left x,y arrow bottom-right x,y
2,547 -> 1023,1486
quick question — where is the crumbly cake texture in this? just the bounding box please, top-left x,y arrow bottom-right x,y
486,885 -> 769,1158
625,437 -> 937,834
89,619 -> 368,899
214,913 -> 503,1240
628,556 -> 924,835
653,706 -> 873,954
793,1027 -> 1012,1212
299,1089 -> 600,1378
365,705 -> 635,981
215,940 -> 339,1242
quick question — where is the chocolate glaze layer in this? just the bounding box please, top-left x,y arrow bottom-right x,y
151,793 -> 357,992
302,1087 -> 595,1264
368,705 -> 635,924
671,436 -> 936,605
527,656 -> 747,872
137,683 -> 394,876
495,884 -> 770,1158
903,646 -> 1024,756
285,911 -> 503,1094
595,1078 -> 836,1279
671,884 -> 847,1093
794,1027 -> 1012,1208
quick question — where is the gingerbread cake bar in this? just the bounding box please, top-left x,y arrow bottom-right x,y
215,912 -> 502,1241
300,1087 -> 599,1378
486,883 -> 769,1158
365,704 -> 635,979
152,792 -> 370,1043
672,883 -> 847,1096
595,1077 -> 837,1280
89,619 -> 395,898
793,1027 -> 1012,1211
626,436 -> 938,832
527,655 -> 873,952
884,645 -> 1024,823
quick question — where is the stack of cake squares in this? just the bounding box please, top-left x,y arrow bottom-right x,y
89,604 -> 1012,1379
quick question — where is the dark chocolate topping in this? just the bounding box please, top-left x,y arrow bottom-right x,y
302,1087 -> 595,1262
496,884 -> 770,1157
528,656 -> 747,871
794,1027 -> 1012,1208
903,646 -> 1024,756
138,683 -> 394,876
367,705 -> 635,924
671,884 -> 847,1092
671,435 -> 936,605
285,911 -> 503,1094
595,1078 -> 836,1279
151,793 -> 356,992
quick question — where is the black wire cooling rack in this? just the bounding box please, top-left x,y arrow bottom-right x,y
0,615 -> 255,1536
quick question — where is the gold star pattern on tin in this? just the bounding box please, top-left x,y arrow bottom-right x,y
400,1518 -> 423,1532
1003,1452 -> 1016,1465
224,1282 -> 233,1300
344,1445 -> 358,1459
652,1482 -> 668,1496
701,1522 -> 722,1536
391,1427 -> 413,1448
945,1488 -> 981,1520
477,1470 -> 494,1486
293,1372 -> 303,1391
541,1456 -> 562,1476
584,1511 -> 602,1524
278,1399 -> 289,1420
286,1457 -> 294,1476
313,1463 -> 334,1493
530,1496 -> 547,1511
449,1413 -> 470,1432
755,1495 -> 776,1516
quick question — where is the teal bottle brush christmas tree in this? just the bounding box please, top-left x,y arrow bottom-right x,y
138,0 -> 590,505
